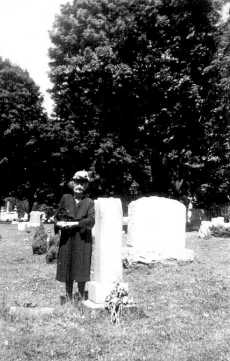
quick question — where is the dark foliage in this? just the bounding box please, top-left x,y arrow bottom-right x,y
0,58 -> 50,207
32,224 -> 48,255
1,1 -> 230,208
46,233 -> 60,263
48,0 -> 230,205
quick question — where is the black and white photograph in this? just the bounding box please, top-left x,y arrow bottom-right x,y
0,0 -> 230,360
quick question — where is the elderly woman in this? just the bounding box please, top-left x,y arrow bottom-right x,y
54,170 -> 95,302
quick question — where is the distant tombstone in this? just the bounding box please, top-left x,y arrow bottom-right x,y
187,208 -> 206,231
22,213 -> 29,222
29,211 -> 42,227
187,200 -> 193,223
211,217 -> 225,227
18,222 -> 29,231
198,221 -> 213,239
127,196 -> 193,262
87,198 -> 124,305
6,201 -> 10,213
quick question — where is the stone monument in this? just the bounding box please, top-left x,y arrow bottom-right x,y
127,196 -> 194,262
87,198 -> 124,305
29,211 -> 42,227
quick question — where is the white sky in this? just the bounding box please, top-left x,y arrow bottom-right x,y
0,1 -> 229,116
0,0 -> 69,115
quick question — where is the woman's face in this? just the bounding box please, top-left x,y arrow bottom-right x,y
73,179 -> 88,197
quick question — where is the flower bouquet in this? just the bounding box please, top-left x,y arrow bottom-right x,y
105,282 -> 129,324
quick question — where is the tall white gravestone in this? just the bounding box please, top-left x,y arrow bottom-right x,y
6,201 -> 10,213
87,198 -> 124,304
29,211 -> 42,227
127,196 -> 193,262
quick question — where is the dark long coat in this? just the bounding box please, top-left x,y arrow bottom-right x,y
54,194 -> 95,283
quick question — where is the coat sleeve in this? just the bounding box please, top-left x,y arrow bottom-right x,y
78,199 -> 95,231
53,195 -> 68,234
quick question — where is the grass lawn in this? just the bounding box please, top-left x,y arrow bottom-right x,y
0,224 -> 230,361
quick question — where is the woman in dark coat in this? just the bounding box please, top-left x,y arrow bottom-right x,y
55,170 -> 95,302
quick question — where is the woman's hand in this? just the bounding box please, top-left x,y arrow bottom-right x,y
56,221 -> 66,229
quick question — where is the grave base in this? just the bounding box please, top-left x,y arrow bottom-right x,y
9,306 -> 54,317
87,281 -> 115,304
87,281 -> 128,305
82,299 -> 105,309
126,246 -> 194,264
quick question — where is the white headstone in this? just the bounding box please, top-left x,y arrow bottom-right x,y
211,217 -> 225,227
127,196 -> 193,262
198,220 -> 213,239
87,198 -> 124,304
18,222 -> 30,231
0,210 -> 18,222
22,213 -> 29,222
29,211 -> 41,227
6,201 -> 10,213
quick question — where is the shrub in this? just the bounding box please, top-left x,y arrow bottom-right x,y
32,224 -> 48,255
46,234 -> 60,263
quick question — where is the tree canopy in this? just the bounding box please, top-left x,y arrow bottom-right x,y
48,0 -> 230,206
0,58 -> 48,205
0,0 -> 229,209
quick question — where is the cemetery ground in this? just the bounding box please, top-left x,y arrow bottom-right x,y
0,225 -> 230,361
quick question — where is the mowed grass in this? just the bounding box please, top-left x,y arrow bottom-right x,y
0,224 -> 230,361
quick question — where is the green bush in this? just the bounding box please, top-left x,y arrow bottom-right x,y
32,224 -> 47,255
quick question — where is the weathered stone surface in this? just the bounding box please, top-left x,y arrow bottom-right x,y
127,196 -> 194,262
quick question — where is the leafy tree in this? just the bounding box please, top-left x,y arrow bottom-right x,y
191,0 -> 230,207
0,58 -> 48,207
49,0 -> 228,204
